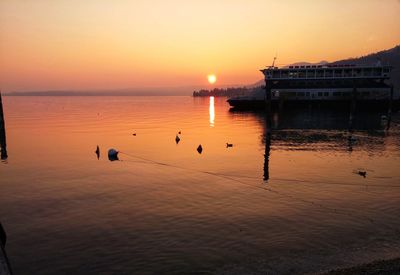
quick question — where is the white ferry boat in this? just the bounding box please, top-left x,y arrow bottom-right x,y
228,63 -> 398,110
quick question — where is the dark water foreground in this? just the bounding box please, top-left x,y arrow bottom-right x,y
324,257 -> 400,275
0,96 -> 399,274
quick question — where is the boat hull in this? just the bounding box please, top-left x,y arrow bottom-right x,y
227,99 -> 400,111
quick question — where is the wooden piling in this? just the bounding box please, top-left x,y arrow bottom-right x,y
263,112 -> 271,182
264,82 -> 272,181
0,92 -> 7,160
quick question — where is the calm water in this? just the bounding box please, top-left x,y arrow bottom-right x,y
0,96 -> 400,274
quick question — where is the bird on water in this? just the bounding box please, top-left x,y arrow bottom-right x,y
197,145 -> 203,154
95,145 -> 100,159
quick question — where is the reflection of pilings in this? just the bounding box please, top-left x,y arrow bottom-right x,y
0,92 -> 8,160
263,109 -> 272,182
387,85 -> 394,131
349,84 -> 357,127
347,85 -> 357,152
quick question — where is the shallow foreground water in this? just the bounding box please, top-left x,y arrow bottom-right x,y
0,96 -> 399,274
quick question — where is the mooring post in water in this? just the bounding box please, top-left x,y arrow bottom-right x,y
386,84 -> 394,131
0,91 -> 8,160
263,95 -> 272,182
263,116 -> 271,182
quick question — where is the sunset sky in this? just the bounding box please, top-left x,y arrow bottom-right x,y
1,0 -> 400,92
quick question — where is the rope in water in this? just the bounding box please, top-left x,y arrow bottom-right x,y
118,150 -> 400,234
120,151 -> 400,188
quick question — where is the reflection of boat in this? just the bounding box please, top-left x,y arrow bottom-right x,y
229,106 -> 399,181
228,63 -> 399,110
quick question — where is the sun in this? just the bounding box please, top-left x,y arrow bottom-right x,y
207,74 -> 217,84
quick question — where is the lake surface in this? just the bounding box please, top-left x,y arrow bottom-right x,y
0,96 -> 399,274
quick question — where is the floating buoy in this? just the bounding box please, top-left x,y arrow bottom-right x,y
175,134 -> 180,144
226,143 -> 233,148
95,145 -> 100,160
108,149 -> 119,161
197,144 -> 203,154
178,131 -> 181,134
132,133 -> 137,136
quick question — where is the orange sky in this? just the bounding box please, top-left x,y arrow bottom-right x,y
1,0 -> 400,92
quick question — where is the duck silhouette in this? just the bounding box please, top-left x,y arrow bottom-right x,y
358,171 -> 367,178
226,143 -> 233,148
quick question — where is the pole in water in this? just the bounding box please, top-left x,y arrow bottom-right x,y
264,111 -> 272,182
0,91 -> 8,160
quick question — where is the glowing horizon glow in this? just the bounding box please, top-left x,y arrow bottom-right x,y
209,96 -> 215,127
0,0 -> 399,91
208,74 -> 217,84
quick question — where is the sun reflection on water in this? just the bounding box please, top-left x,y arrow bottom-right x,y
209,96 -> 215,127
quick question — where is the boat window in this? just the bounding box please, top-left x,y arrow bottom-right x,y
373,68 -> 382,76
334,69 -> 343,77
324,92 -> 329,96
307,70 -> 316,78
325,70 -> 333,77
344,69 -> 352,77
363,68 -> 372,76
353,69 -> 362,77
318,92 -> 323,96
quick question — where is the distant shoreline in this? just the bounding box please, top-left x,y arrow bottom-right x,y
3,93 -> 193,97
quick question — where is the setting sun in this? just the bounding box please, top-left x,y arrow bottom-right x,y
207,74 -> 217,84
